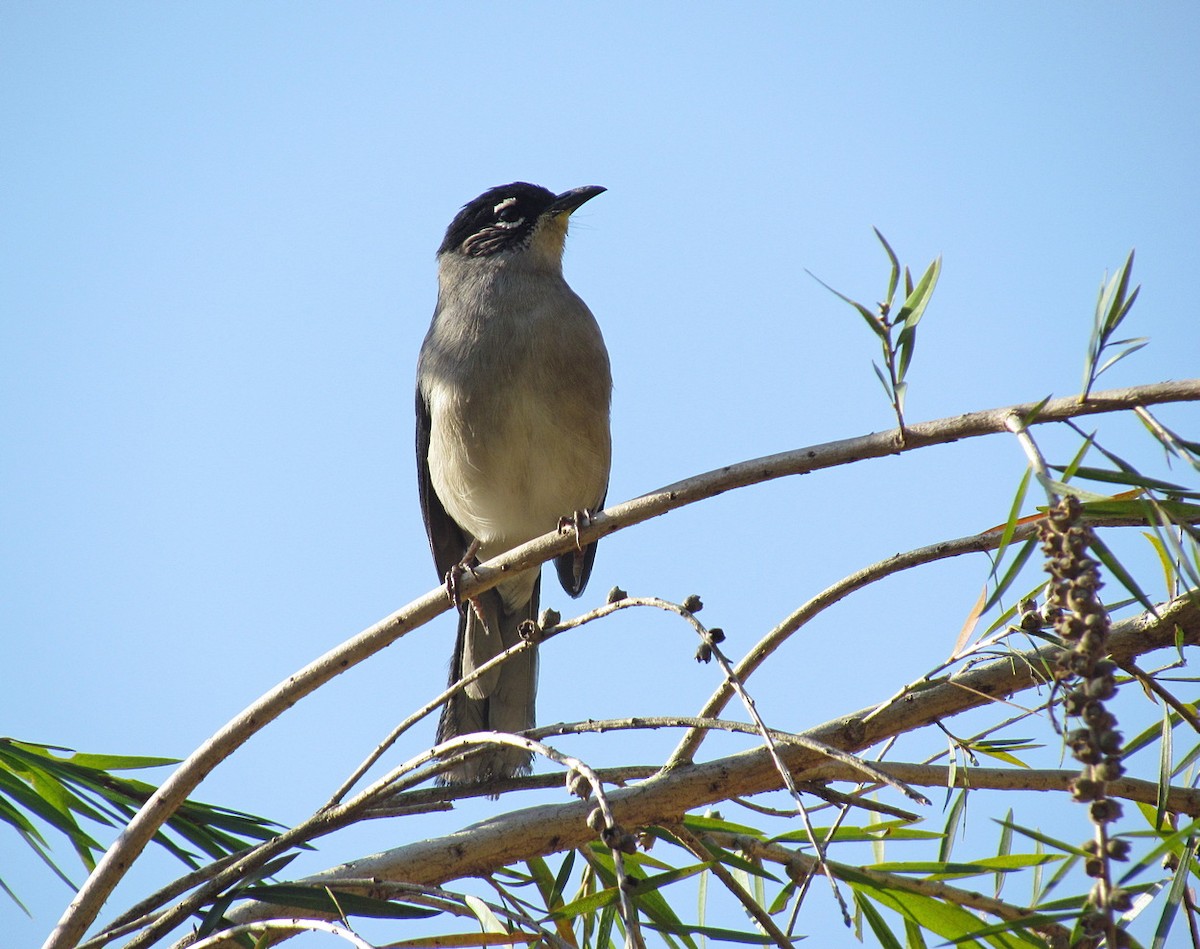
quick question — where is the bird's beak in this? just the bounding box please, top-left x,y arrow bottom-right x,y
546,185 -> 606,217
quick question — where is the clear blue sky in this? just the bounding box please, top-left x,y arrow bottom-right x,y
3,4 -> 1198,945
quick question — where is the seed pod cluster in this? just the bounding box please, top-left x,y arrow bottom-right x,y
1039,495 -> 1129,934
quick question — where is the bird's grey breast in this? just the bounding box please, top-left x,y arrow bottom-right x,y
419,258 -> 611,558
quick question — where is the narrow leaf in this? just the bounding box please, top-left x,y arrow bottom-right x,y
1156,702 -> 1172,832
641,922 -> 776,944
996,809 -> 1013,900
949,586 -> 988,661
807,270 -> 888,339
855,892 -> 904,949
894,256 -> 942,330
874,227 -> 901,307
983,539 -> 1038,616
939,790 -> 967,863
1150,835 -> 1197,949
1089,532 -> 1158,616
993,819 -> 1089,857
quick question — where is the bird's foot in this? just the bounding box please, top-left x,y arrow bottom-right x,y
444,538 -> 481,609
557,508 -> 595,553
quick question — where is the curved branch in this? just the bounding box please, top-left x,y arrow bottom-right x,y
44,379 -> 1200,949
667,506 -> 1191,767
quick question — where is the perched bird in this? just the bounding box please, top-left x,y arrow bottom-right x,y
416,182 -> 612,783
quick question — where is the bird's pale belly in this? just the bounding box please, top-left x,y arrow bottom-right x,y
428,385 -> 607,605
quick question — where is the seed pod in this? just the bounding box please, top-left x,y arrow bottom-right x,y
1089,799 -> 1124,824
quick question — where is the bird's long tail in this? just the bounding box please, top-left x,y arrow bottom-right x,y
436,575 -> 540,783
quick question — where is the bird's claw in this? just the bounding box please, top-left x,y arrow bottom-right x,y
557,508 -> 594,553
444,539 -> 482,608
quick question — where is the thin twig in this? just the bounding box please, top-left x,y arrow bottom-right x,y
668,512 -> 1165,768
668,822 -> 796,949
1005,411 -> 1058,503
700,632 -> 853,924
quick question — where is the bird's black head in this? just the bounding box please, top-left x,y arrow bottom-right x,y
438,182 -> 605,259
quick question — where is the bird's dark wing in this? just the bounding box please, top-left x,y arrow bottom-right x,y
554,493 -> 605,598
415,387 -> 470,579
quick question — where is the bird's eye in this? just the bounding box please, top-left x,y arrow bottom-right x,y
493,197 -> 524,228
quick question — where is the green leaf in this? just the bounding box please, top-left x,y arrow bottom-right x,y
983,542 -> 1039,620
874,227 -> 901,308
1156,703 -> 1173,833
772,820 -> 942,845
896,324 -> 917,382
1089,532 -> 1158,616
679,815 -> 766,839
855,891 -> 904,949
905,917 -> 929,948
894,255 -> 942,330
692,842 -> 782,883
873,360 -> 895,400
847,876 -> 1021,947
239,884 -> 440,919
579,843 -> 699,949
996,808 -> 1014,899
641,922 -> 780,944
939,789 -> 967,863
1118,818 -> 1200,886
807,269 -> 888,339
1081,500 -> 1200,526
866,854 -> 1061,879
1030,838 -> 1046,905
596,901 -> 616,949
1151,835 -> 1197,949
1018,395 -> 1053,428
629,862 -> 714,897
1095,338 -> 1149,377
550,849 -> 575,908
550,884 -> 619,921
990,469 -> 1032,582
767,879 -> 795,916
993,819 -> 1089,857
970,748 -> 1033,769
1083,250 -> 1141,398
1145,502 -> 1200,591
1049,465 -> 1197,497
524,855 -> 555,908
948,911 -> 1080,946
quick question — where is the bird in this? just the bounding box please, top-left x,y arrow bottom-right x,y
415,182 -> 612,784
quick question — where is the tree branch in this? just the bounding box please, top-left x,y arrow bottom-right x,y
198,593 -> 1200,942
